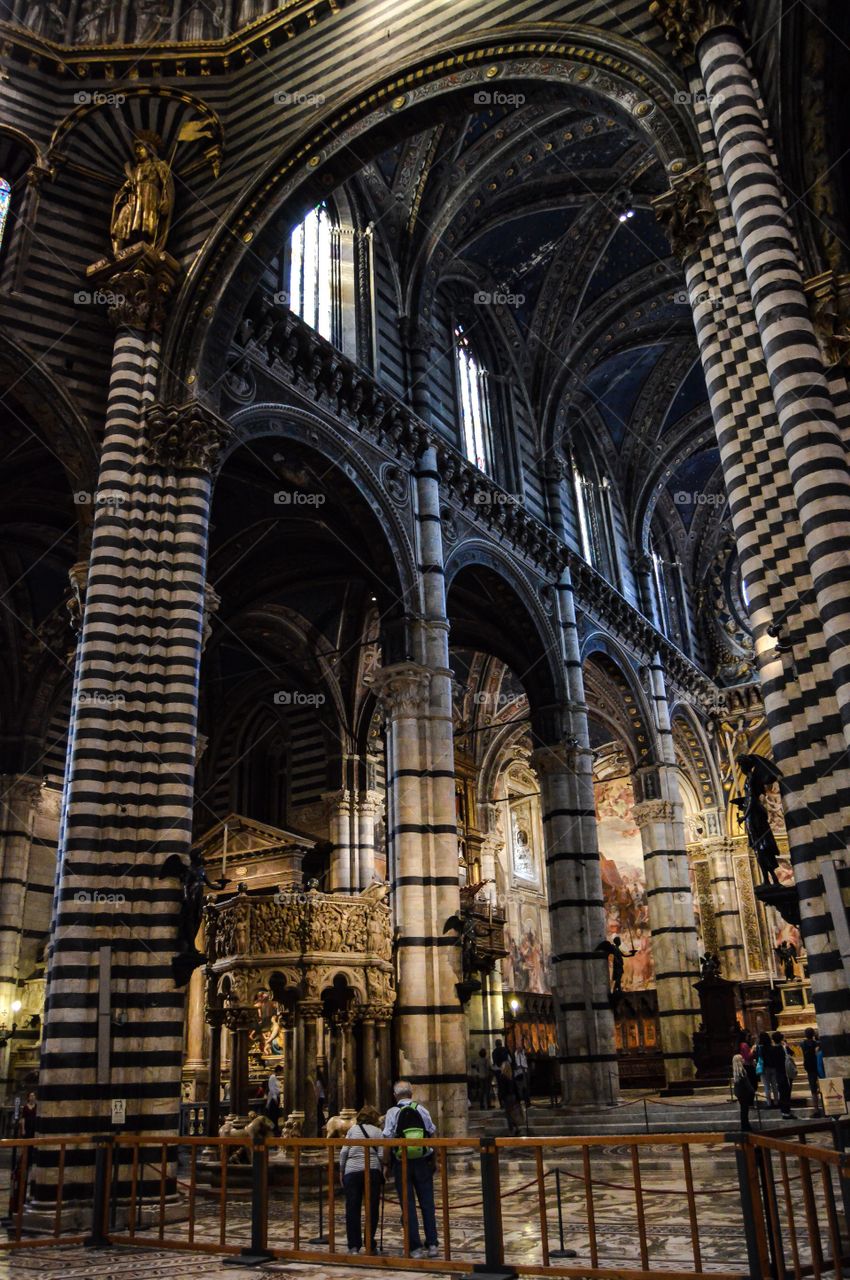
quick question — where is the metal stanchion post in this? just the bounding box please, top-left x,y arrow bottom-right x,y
733,1137 -> 768,1280
309,1161 -> 328,1243
549,1167 -> 577,1260
227,1132 -> 273,1267
473,1137 -> 517,1280
84,1136 -> 114,1249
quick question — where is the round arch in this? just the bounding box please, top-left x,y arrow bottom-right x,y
159,29 -> 700,400
581,631 -> 659,765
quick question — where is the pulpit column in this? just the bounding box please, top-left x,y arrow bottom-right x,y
205,1006 -> 224,1138
376,1015 -> 392,1113
338,1014 -> 357,1115
225,1008 -> 254,1121
282,1014 -> 297,1120
299,1000 -> 322,1137
360,1011 -> 378,1107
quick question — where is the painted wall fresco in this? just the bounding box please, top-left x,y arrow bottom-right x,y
595,776 -> 654,991
500,782 -> 551,994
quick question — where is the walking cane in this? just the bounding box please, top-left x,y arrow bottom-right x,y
379,1172 -> 386,1251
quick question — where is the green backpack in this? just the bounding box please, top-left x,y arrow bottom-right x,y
394,1101 -> 427,1160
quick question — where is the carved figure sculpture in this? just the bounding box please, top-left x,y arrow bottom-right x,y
733,754 -> 783,886
111,132 -> 174,257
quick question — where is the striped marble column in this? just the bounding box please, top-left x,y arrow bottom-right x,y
326,788 -> 354,893
35,249 -> 230,1194
651,1 -> 850,1078
632,662 -> 701,1086
370,442 -> 466,1135
531,743 -> 618,1105
703,836 -> 747,980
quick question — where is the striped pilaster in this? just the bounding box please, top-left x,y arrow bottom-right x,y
36,293 -> 225,1192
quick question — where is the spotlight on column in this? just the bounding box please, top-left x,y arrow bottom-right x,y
509,998 -> 520,1016
10,1001 -> 21,1013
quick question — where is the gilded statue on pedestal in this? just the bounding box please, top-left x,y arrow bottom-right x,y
111,132 -> 174,257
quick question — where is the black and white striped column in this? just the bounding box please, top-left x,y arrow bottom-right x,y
697,26 -> 850,741
371,442 -> 466,1135
534,554 -> 618,1105
36,253 -> 228,1192
633,662 -> 701,1087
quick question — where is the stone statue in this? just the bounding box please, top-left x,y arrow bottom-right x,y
111,132 -> 174,257
776,940 -> 797,981
733,754 -> 783,886
162,848 -> 225,969
22,0 -> 65,36
596,935 -> 636,995
443,911 -> 477,979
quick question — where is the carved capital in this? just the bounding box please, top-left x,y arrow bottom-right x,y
67,560 -> 89,634
531,739 -> 589,776
202,582 -> 221,650
649,0 -> 743,64
652,164 -> 718,262
223,1004 -> 257,1033
804,269 -> 850,368
368,662 -> 432,720
631,798 -> 677,829
146,402 -> 233,472
84,243 -> 181,334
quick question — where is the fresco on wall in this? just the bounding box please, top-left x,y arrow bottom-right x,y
502,902 -> 551,994
595,776 -> 654,990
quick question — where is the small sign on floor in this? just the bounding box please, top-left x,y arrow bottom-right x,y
819,1078 -> 847,1116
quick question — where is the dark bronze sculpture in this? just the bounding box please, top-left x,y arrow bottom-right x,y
596,935 -> 636,995
776,940 -> 797,981
732,754 -> 783,886
699,952 -> 721,981
162,848 -> 226,985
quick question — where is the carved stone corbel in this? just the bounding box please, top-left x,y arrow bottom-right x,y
804,269 -> 850,368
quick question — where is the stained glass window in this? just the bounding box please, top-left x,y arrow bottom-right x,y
455,325 -> 493,473
288,203 -> 333,340
0,179 -> 10,252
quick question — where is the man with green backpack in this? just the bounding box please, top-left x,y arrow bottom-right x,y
381,1080 -> 439,1258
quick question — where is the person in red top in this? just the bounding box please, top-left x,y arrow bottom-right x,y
738,1034 -> 758,1091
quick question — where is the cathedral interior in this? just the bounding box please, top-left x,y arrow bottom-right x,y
0,0 -> 849,1272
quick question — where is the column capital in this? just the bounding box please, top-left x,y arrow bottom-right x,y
297,999 -> 323,1019
632,798 -> 677,829
368,662 -> 433,719
84,243 -> 181,334
651,164 -> 718,262
146,401 -> 233,472
804,269 -> 850,369
67,560 -> 89,634
649,0 -> 743,65
202,582 -> 221,651
0,774 -> 42,809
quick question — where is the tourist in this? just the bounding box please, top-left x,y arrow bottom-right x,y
801,1029 -> 822,1115
771,1032 -> 796,1120
492,1038 -> 510,1070
756,1031 -> 780,1108
266,1065 -> 282,1135
472,1047 -> 491,1108
514,1040 -> 530,1105
732,1054 -> 754,1132
382,1081 -> 438,1259
498,1060 -> 522,1136
19,1090 -> 36,1139
739,1033 -> 758,1092
316,1069 -> 327,1133
339,1104 -> 384,1254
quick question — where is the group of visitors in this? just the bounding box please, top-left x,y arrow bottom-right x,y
732,1027 -> 825,1129
339,1082 -> 440,1257
470,1038 -> 530,1133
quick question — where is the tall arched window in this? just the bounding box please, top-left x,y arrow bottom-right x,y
0,179 -> 11,252
288,203 -> 334,341
455,324 -> 493,473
